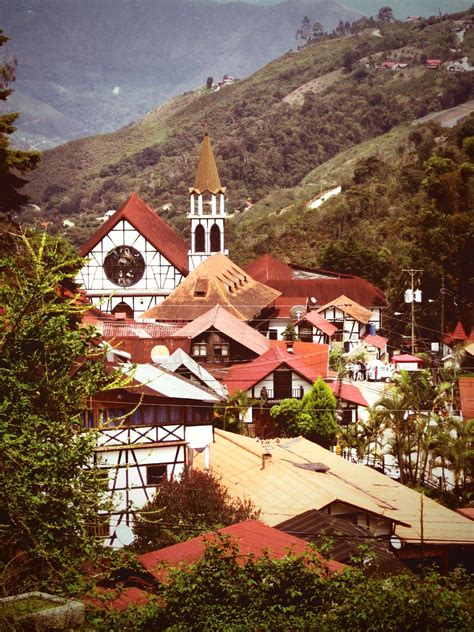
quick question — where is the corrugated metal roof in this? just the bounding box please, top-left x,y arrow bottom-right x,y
276,509 -> 409,577
363,334 -> 388,349
195,430 -> 474,546
171,305 -> 270,355
224,341 -> 329,393
80,193 -> 189,275
142,254 -> 281,321
299,311 -> 338,336
121,363 -> 223,401
443,321 -> 468,345
329,382 -> 368,407
158,348 -> 228,398
103,320 -> 183,339
392,354 -> 424,364
138,520 -> 344,579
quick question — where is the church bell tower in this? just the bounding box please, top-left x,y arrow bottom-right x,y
188,129 -> 228,271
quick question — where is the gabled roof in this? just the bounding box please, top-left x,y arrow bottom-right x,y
245,254 -> 293,282
195,430 -> 474,546
190,131 -> 225,195
158,347 -> 228,398
362,334 -> 388,349
317,295 -> 373,324
329,382 -> 368,407
171,305 -> 271,356
459,377 -> 474,420
138,520 -> 344,579
80,193 -> 189,275
392,354 -> 424,365
443,321 -> 468,345
298,311 -> 338,337
119,363 -> 224,402
141,254 -> 281,322
224,341 -> 328,393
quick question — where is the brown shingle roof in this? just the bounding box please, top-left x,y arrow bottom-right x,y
80,193 -> 189,275
316,294 -> 373,324
171,305 -> 271,355
141,254 -> 281,321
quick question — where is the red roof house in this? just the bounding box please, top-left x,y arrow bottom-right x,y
459,377 -> 474,420
138,520 -> 344,580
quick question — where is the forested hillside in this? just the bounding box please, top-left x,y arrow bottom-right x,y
20,10 -> 474,331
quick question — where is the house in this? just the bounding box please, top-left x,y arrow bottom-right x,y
158,347 -> 228,398
245,254 -> 385,339
392,353 -> 424,372
296,310 -> 338,344
170,304 -> 270,366
195,429 -> 474,572
88,362 -> 224,546
315,294 -> 375,352
141,253 -> 280,324
138,520 -> 344,581
276,509 -> 410,577
443,320 -> 468,357
360,333 -> 388,360
425,59 -> 442,69
224,341 -> 367,434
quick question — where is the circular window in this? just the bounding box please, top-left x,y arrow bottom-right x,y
103,246 -> 145,287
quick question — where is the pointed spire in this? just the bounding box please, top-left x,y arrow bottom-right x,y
192,128 -> 224,194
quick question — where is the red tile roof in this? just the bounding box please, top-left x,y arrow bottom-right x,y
85,586 -> 150,611
138,520 -> 344,580
224,341 -> 328,393
171,305 -> 270,355
459,377 -> 474,420
80,193 -> 189,275
457,507 -> 474,521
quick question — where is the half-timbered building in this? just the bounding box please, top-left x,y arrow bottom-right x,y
87,363 -> 224,547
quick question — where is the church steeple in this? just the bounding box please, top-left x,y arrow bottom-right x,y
188,128 -> 228,272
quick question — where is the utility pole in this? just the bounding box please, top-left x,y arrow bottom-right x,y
403,269 -> 423,354
440,274 -> 445,353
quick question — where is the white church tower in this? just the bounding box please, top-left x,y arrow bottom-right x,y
188,129 -> 228,271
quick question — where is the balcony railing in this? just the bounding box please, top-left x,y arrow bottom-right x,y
260,387 -> 305,402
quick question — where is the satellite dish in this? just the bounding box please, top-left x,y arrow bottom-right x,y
390,535 -> 403,550
310,296 -> 317,305
151,344 -> 170,363
289,304 -> 307,321
115,523 -> 135,546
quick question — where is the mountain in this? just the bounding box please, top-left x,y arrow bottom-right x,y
0,0 -> 359,148
19,7 -> 473,330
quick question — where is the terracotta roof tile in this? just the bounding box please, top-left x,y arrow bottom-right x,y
80,193 -> 189,275
141,254 -> 281,321
171,305 -> 271,355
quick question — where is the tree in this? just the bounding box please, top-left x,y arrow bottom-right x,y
213,389 -> 251,433
0,230 -> 125,591
377,6 -> 394,22
271,378 -> 338,446
132,468 -> 259,552
296,16 -> 311,45
0,31 -> 40,217
206,76 -> 213,89
282,322 -> 298,341
312,22 -> 324,40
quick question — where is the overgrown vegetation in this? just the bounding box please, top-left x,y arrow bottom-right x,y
0,231 -> 126,594
88,538 -> 474,631
132,468 -> 259,553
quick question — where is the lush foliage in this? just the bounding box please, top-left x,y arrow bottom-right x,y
372,370 -> 473,503
132,468 -> 259,552
270,378 -> 338,445
0,231 -> 124,592
89,538 -> 474,631
0,31 -> 40,216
